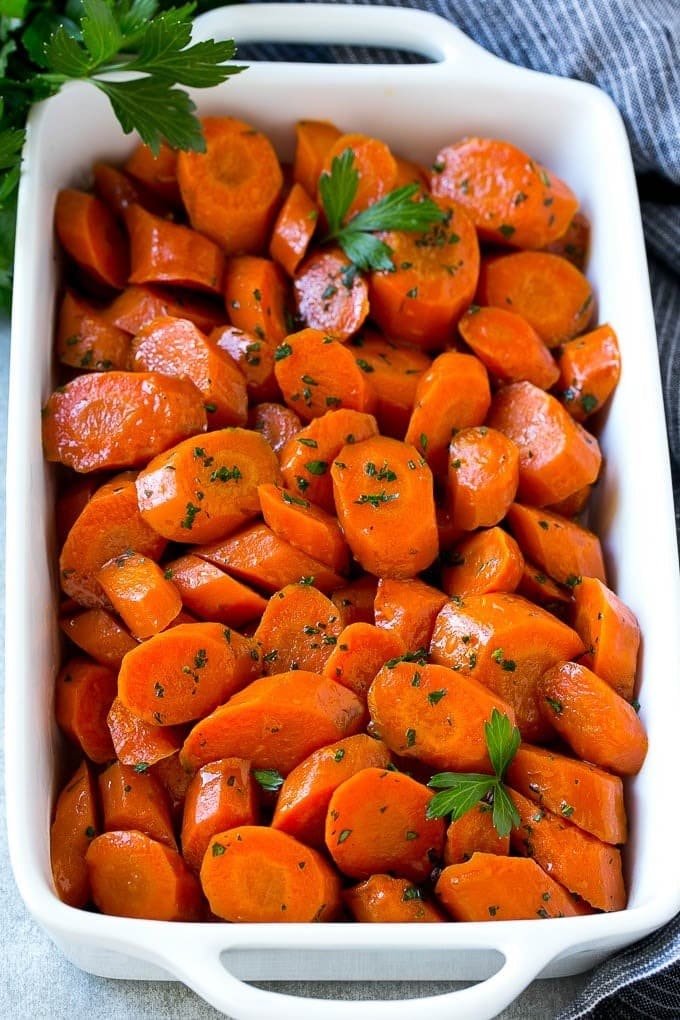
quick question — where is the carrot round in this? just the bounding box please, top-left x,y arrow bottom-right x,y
325,767 -> 445,882
55,475 -> 98,546
210,325 -> 280,404
96,550 -> 182,639
177,117 -> 284,254
293,119 -> 341,196
201,826 -> 342,922
55,657 -> 117,764
106,697 -> 184,769
163,553 -> 267,627
457,305 -> 559,390
517,561 -> 573,616
57,290 -> 130,372
446,425 -> 519,529
42,371 -> 206,473
50,760 -> 99,907
547,483 -> 592,518
223,255 -> 289,344
124,141 -> 182,207
572,576 -> 640,701
374,576 -> 448,653
257,482 -> 349,573
321,133 -> 398,216
331,434 -> 438,578
321,622 -> 406,700
293,247 -> 369,341
543,210 -> 590,269
86,830 -> 203,920
269,182 -> 318,276
349,331 -> 431,438
60,608 -> 138,668
99,760 -> 177,849
181,758 -> 260,872
106,283 -> 226,337
150,752 -> 194,822
557,324 -> 621,421
55,188 -> 129,289
93,161 -> 171,220
538,660 -> 648,776
444,803 -> 510,866
441,526 -> 524,598
124,204 -> 225,296
505,502 -> 606,586
274,327 -> 376,421
344,875 -> 447,923
135,427 -> 281,544
254,582 -> 345,675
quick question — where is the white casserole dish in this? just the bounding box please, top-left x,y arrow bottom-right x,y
6,4 -> 680,1018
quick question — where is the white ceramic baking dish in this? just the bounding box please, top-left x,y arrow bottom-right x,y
6,4 -> 680,1018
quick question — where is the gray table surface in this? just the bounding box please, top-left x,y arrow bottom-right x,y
0,314 -> 597,1017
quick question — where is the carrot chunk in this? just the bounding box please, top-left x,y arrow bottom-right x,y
107,697 -> 183,768
163,553 -> 267,627
446,425 -> 519,529
97,551 -> 182,639
181,758 -> 260,872
274,327 -> 376,421
458,305 -> 559,390
441,527 -> 524,598
50,760 -> 99,907
257,482 -> 350,573
125,204 -> 225,295
321,622 -> 406,700
572,576 -> 640,701
254,583 -> 345,675
556,324 -> 621,421
443,804 -> 510,865
293,247 -> 369,340
55,657 -> 117,764
224,255 -> 289,344
505,502 -> 606,586
345,875 -> 447,923
374,577 -> 448,653
55,188 -> 128,289
99,760 -> 177,849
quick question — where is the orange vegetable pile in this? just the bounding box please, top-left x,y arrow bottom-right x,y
46,118 -> 646,925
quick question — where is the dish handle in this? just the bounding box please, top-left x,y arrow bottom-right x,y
191,2 -> 503,69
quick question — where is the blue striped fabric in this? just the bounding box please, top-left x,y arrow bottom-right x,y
245,2 -> 680,1015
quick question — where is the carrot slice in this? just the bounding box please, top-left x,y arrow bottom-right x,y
345,875 -> 447,923
124,204 -> 225,295
93,162 -> 171,220
60,608 -> 138,669
99,760 -> 177,849
321,132 -> 398,216
42,371 -> 207,473
458,305 -> 559,390
177,117 -> 284,254
293,119 -> 341,196
543,210 -> 590,269
321,622 -> 406,700
443,804 -> 510,865
56,475 -> 98,546
248,401 -> 302,453
97,550 -> 182,639
106,283 -> 225,336
55,657 -> 117,764
547,484 -> 592,518
374,576 -> 448,653
274,327 -> 376,421
446,425 -> 519,529
163,553 -> 267,627
556,324 -> 621,421
223,255 -> 289,343
135,427 -> 281,544
349,331 -> 431,438
201,826 -> 342,922
124,141 -> 182,207
269,182 -> 318,276
517,560 -> 572,616
505,502 -> 606,586
331,574 -> 379,627
181,758 -> 260,872
210,325 -> 280,404
55,188 -> 129,289
572,576 -> 640,701
254,582 -> 345,675
107,696 -> 183,769
57,290 -> 130,372
50,760 -> 99,907
441,527 -> 524,598
150,752 -> 194,822
257,482 -> 350,573
293,247 -> 369,341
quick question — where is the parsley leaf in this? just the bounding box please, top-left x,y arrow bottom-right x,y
252,768 -> 284,793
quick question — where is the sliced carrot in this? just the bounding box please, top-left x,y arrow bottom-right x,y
543,210 -> 590,269
321,132 -> 398,216
477,251 -> 594,347
163,553 -> 267,627
368,660 -> 516,771
547,484 -> 592,518
254,582 -> 345,675
177,116 -> 284,254
248,401 -> 302,453
210,325 -> 280,404
97,550 -> 182,639
60,608 -> 138,668
429,592 -> 585,741
124,141 -> 182,207
124,204 -> 224,296
556,324 -> 621,421
181,670 -> 364,773
374,576 -> 448,652
293,119 -> 341,196
345,875 -> 447,923
55,657 -> 117,764
349,330 -> 431,438
257,482 -> 350,573
269,182 -> 318,276
487,381 -> 601,506
572,576 -> 640,701
42,371 -> 206,473
446,425 -> 519,529
538,660 -> 648,776
517,560 -> 572,616
86,830 -> 203,920
56,475 -> 98,546
50,760 -> 99,907
293,247 -> 369,341
107,696 -> 183,768
331,574 -> 379,627
331,434 -> 438,578
441,527 -> 524,598
118,621 -> 260,726
458,305 -> 559,390
106,283 -> 225,336
436,501 -> 467,551
93,162 -> 171,220
325,767 -> 445,882
505,502 -> 606,586
55,188 -> 128,289
405,352 -> 491,475
321,622 -> 406,700
150,751 -> 194,822
57,290 -> 130,371
506,743 -> 627,845
181,758 -> 260,872
135,427 -> 280,544
443,803 -> 510,865
99,760 -> 177,849
223,255 -> 289,343
201,826 -> 342,922
274,327 -> 376,421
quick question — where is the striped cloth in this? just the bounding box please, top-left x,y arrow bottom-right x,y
243,1 -> 680,1015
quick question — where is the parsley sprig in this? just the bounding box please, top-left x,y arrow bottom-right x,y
319,148 -> 447,272
426,709 -> 521,838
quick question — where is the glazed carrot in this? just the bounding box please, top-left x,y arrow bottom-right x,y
42,371 -> 206,473
181,670 -> 365,773
50,760 -> 99,907
325,767 -> 445,881
269,182 -> 318,276
505,744 -> 627,845
435,852 -> 585,921
196,521 -> 346,595
505,503 -> 607,586
374,577 -> 448,652
163,553 -> 267,626
345,875 -> 447,923
393,154 -> 430,190
55,658 -> 117,764
223,255 -> 289,343
257,482 -> 350,573
556,324 -> 621,421
543,210 -> 590,269
349,331 -> 431,438
55,475 -> 98,546
279,407 -> 378,511
210,325 -> 280,404
56,290 -> 130,371
97,551 -> 182,639
517,561 -> 572,616
457,306 -> 559,390
321,622 -> 406,699
135,427 -> 281,544
201,826 -> 342,922
538,661 -> 648,776
572,576 -> 640,701
59,472 -> 166,608
274,327 -> 377,421
477,251 -> 594,347
99,760 -> 177,849
446,425 -> 519,529
93,162 -> 171,220
293,119 -> 341,196
293,247 -> 369,341
60,608 -> 138,669
405,352 -> 491,475
181,758 -> 259,872
254,582 -> 345,675
118,622 -> 260,726
177,117 -> 284,254
248,401 -> 302,453
331,434 -> 438,578
443,804 -> 510,865
368,199 -> 480,350
124,141 -> 182,207
86,830 -> 203,920
124,204 -> 225,296
368,660 -> 516,771
429,593 -> 585,741
321,133 -> 398,216
436,502 -> 467,551
547,485 -> 592,518
430,138 -> 578,249
441,527 -> 524,598
55,189 -> 128,289
150,751 -> 194,822
106,284 -> 225,336
509,789 -> 626,912
271,734 -> 391,847
487,381 -> 601,506
107,697 -> 183,768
